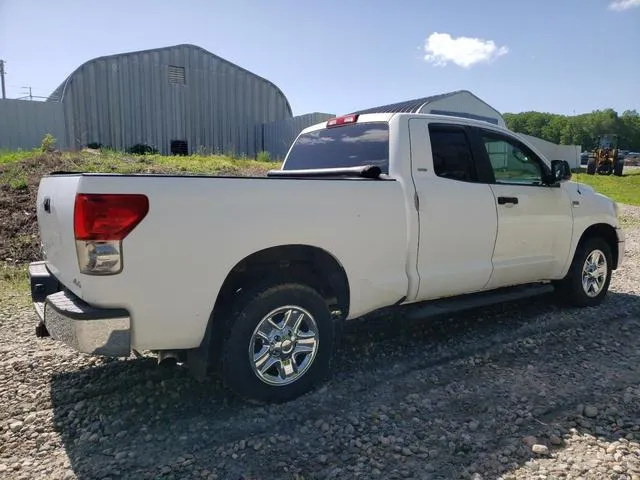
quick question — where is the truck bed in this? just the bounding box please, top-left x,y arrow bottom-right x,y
35,172 -> 411,350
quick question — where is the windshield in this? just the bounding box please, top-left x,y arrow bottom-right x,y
283,122 -> 390,174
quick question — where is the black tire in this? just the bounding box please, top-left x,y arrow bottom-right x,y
597,162 -> 613,175
219,282 -> 334,403
555,237 -> 612,307
614,160 -> 624,177
586,161 -> 596,175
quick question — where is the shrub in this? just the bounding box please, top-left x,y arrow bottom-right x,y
127,144 -> 158,155
256,150 -> 272,162
40,133 -> 57,153
10,177 -> 28,190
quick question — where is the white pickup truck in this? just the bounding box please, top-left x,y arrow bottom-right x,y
28,112 -> 625,403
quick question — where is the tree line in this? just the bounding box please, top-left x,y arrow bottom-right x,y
503,109 -> 640,151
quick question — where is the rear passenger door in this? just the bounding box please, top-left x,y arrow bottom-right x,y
409,120 -> 498,301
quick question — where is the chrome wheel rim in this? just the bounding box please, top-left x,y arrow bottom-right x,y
248,305 -> 319,386
582,249 -> 607,298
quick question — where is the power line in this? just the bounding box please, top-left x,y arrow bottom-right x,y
21,86 -> 33,101
16,86 -> 48,101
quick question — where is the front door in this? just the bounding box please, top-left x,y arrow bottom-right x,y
474,128 -> 574,289
409,120 -> 498,301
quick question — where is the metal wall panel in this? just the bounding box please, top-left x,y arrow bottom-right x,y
517,133 -> 582,169
259,112 -> 335,160
419,91 -> 506,128
50,44 -> 293,156
0,99 -> 67,150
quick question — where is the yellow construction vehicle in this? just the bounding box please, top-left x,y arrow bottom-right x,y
586,134 -> 624,176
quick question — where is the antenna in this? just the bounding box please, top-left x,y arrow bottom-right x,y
575,144 -> 582,195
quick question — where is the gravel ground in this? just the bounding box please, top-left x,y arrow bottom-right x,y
1,207 -> 640,480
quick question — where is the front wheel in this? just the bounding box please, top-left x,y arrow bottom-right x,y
555,237 -> 612,307
614,160 -> 624,177
219,282 -> 335,403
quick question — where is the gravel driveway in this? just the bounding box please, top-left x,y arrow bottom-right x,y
1,206 -> 640,480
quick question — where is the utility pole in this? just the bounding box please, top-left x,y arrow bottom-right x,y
21,86 -> 33,101
0,60 -> 6,100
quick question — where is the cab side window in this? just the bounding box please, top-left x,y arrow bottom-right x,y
480,131 -> 544,185
428,125 -> 478,182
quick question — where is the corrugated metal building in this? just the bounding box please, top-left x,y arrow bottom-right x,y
260,112 -> 334,160
349,90 -> 582,166
47,44 -> 293,156
517,133 -> 581,169
350,90 -> 506,127
0,99 -> 67,150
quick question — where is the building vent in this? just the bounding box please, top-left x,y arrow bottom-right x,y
168,65 -> 185,85
171,140 -> 188,156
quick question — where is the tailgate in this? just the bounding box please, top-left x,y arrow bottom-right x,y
36,175 -> 82,293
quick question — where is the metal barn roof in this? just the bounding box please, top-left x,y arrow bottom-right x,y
350,91 -> 456,115
348,89 -> 505,126
47,43 -> 292,116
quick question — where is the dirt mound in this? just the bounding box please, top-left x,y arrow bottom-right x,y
0,153 -> 77,264
0,153 -> 270,264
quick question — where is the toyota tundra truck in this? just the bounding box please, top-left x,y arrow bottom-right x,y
28,112 -> 625,403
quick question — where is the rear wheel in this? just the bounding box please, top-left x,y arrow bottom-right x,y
555,237 -> 612,307
586,160 -> 596,175
219,282 -> 334,403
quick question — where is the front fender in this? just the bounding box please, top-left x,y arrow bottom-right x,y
560,183 -> 623,276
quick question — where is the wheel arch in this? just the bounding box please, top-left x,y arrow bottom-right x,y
576,223 -> 620,269
213,244 -> 351,316
191,244 -> 351,372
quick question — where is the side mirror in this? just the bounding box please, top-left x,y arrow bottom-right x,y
551,160 -> 572,183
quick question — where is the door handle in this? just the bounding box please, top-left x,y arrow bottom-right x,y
497,196 -> 518,205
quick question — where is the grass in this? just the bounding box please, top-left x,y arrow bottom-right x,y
0,149 -> 282,189
66,149 -> 281,174
0,262 -> 29,308
0,149 -> 40,165
0,149 -> 281,173
572,168 -> 640,207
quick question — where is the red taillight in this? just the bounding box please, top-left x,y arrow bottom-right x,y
74,194 -> 149,241
327,114 -> 359,127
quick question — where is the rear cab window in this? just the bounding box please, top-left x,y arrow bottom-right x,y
283,123 -> 390,174
428,124 -> 478,182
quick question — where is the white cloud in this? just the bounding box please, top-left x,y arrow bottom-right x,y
341,128 -> 388,143
297,134 -> 335,145
609,0 -> 640,10
423,32 -> 509,68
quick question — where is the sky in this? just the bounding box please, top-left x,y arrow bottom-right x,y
0,0 -> 639,117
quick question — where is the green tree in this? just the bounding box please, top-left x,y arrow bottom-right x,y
504,108 -> 640,151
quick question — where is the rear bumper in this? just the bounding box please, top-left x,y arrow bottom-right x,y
28,261 -> 131,357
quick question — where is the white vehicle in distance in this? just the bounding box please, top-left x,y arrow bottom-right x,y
28,111 -> 625,403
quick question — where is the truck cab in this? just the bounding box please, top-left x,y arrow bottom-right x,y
282,113 -> 624,304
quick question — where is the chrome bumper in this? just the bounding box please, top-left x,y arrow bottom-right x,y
28,262 -> 131,357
